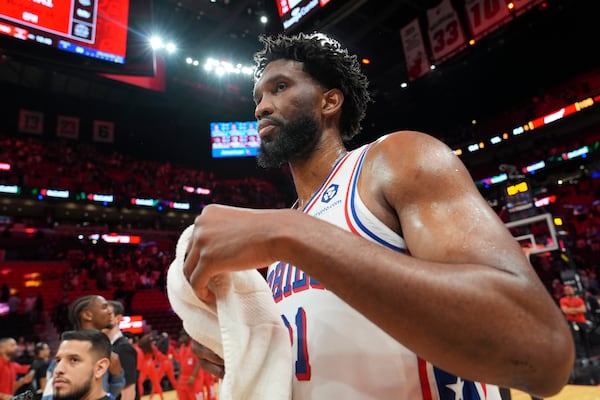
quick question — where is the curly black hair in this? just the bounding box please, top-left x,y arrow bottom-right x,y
254,32 -> 372,142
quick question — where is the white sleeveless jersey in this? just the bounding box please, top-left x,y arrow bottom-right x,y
266,144 -> 501,400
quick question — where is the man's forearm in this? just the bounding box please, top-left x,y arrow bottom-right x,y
120,384 -> 136,400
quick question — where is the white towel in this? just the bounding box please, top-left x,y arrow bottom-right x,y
166,225 -> 293,400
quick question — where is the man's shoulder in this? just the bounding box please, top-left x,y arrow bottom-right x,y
31,358 -> 48,369
112,336 -> 135,353
363,130 -> 456,180
113,335 -> 129,345
367,130 -> 449,157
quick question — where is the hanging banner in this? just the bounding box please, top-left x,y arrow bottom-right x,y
464,0 -> 511,38
93,120 -> 115,143
400,18 -> 431,82
56,115 -> 80,139
426,0 -> 467,63
18,109 -> 44,135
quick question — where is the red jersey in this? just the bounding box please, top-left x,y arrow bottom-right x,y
175,342 -> 200,381
560,296 -> 587,323
0,358 -> 30,396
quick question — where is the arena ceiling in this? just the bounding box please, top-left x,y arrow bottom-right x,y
0,0 -> 598,227
0,0 -> 597,170
151,0 -> 598,139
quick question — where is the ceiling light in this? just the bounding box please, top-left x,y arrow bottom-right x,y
165,43 -> 177,53
149,36 -> 163,50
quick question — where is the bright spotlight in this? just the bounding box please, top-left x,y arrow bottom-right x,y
165,43 -> 177,53
149,36 -> 163,50
260,16 -> 268,24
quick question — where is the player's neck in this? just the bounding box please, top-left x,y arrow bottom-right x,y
290,143 -> 347,210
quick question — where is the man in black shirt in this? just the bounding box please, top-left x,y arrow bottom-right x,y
29,342 -> 50,400
104,301 -> 138,400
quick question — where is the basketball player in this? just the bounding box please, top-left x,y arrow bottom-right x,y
182,32 -> 573,399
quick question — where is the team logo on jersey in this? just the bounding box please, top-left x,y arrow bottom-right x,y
321,184 -> 338,203
434,367 -> 485,399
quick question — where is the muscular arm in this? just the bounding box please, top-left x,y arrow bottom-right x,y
339,132 -> 573,394
185,132 -> 573,397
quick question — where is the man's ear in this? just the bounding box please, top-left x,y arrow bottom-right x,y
82,308 -> 93,323
95,358 -> 110,378
322,88 -> 344,117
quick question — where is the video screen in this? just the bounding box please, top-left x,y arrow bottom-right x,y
0,0 -> 130,64
210,121 -> 260,159
119,314 -> 144,334
275,0 -> 333,31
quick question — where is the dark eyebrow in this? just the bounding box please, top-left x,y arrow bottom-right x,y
253,73 -> 290,99
56,352 -> 82,360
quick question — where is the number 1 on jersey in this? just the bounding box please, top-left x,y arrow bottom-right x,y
282,307 -> 311,380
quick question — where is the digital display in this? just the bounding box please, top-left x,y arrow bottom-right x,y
210,121 -> 260,159
275,0 -> 332,31
120,315 -> 144,334
0,0 -> 130,64
505,180 -> 533,214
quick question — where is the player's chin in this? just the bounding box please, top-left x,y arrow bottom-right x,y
53,383 -> 70,393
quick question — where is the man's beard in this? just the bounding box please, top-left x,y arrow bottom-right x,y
53,374 -> 93,400
256,114 -> 320,169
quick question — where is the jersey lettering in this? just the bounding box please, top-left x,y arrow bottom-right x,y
267,263 -> 326,303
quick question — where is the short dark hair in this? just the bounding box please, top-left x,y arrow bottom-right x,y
254,32 -> 372,142
108,300 -> 124,316
60,330 -> 111,360
34,342 -> 49,355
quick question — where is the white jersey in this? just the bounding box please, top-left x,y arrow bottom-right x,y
266,144 -> 501,400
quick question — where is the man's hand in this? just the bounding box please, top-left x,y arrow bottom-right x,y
191,340 -> 225,379
183,204 -> 285,302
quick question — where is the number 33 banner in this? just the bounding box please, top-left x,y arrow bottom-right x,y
426,0 -> 467,63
